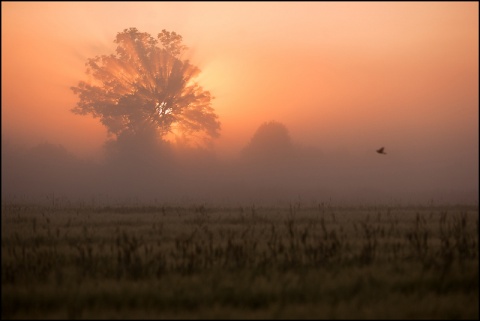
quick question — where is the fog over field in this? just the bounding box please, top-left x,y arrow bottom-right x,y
2,2 -> 478,206
2,120 -> 477,206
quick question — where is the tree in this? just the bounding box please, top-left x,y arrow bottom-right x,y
242,121 -> 294,161
71,28 -> 220,148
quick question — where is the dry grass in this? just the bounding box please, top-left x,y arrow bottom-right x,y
2,202 -> 478,319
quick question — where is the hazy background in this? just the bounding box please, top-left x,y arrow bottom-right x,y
2,2 -> 478,206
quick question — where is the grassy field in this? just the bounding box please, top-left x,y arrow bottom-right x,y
2,202 -> 478,319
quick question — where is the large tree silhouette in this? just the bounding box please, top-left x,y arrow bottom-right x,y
71,28 -> 220,148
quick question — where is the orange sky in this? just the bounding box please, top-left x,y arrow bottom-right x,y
2,2 -> 478,163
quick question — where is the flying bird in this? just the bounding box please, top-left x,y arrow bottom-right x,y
376,147 -> 386,155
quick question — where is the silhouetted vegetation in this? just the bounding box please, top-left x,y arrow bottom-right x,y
71,28 -> 220,150
2,203 -> 478,318
242,121 -> 294,162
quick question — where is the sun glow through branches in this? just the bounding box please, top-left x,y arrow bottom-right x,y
71,28 -> 220,147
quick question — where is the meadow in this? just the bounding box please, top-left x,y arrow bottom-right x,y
2,202 -> 478,319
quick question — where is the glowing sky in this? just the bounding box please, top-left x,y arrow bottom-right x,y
2,1 -> 478,165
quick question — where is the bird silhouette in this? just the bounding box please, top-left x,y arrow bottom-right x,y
376,147 -> 386,155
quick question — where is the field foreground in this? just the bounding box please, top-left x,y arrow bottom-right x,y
2,203 -> 478,319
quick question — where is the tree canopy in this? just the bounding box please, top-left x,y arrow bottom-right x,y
242,121 -> 294,161
71,28 -> 220,147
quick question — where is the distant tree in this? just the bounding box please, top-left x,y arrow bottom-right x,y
71,28 -> 220,148
242,121 -> 294,161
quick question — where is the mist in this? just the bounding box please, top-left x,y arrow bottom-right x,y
2,119 -> 477,207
